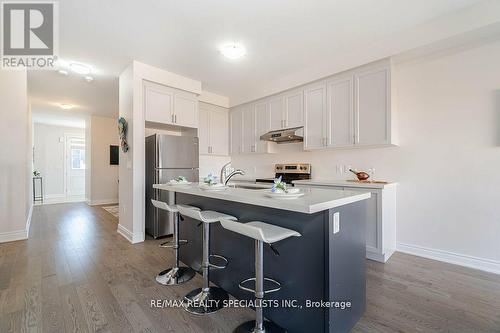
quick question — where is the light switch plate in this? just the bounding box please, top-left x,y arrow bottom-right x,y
333,212 -> 340,234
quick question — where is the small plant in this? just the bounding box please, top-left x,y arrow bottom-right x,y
271,176 -> 287,193
173,176 -> 187,183
33,170 -> 40,177
203,173 -> 218,186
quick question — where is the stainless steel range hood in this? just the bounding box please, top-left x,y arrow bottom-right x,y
260,126 -> 303,144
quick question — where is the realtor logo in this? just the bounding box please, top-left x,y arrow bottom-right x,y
1,1 -> 58,69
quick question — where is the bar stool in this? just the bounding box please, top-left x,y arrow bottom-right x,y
177,206 -> 237,315
219,218 -> 301,333
151,200 -> 200,286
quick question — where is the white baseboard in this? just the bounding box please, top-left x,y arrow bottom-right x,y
88,199 -> 119,206
366,249 -> 395,263
117,224 -> 144,244
39,195 -> 86,205
397,242 -> 500,275
0,205 -> 34,243
0,229 -> 28,243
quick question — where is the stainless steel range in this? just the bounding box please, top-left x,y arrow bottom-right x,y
256,163 -> 311,185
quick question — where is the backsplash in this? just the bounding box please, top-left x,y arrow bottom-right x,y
230,142 -> 399,182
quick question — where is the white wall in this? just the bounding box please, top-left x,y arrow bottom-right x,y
88,115 -> 119,205
0,69 -> 32,243
232,40 -> 500,272
33,123 -> 85,201
119,61 -> 203,243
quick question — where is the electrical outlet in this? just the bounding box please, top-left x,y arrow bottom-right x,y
333,212 -> 340,234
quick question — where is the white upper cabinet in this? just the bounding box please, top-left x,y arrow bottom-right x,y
144,81 -> 198,128
209,108 -> 229,155
283,89 -> 304,128
327,75 -> 354,147
255,102 -> 270,153
230,108 -> 243,155
242,104 -> 256,153
269,96 -> 284,130
304,82 -> 327,150
199,103 -> 229,156
174,91 -> 198,128
354,63 -> 391,146
144,81 -> 174,124
198,107 -> 210,155
229,58 -> 395,153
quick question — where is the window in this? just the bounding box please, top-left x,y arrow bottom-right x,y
71,148 -> 85,169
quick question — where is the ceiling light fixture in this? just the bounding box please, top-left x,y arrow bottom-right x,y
69,62 -> 91,75
219,42 -> 246,60
84,75 -> 94,83
59,103 -> 74,110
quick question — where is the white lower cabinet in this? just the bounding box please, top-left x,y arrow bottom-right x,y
295,183 -> 397,263
199,103 -> 229,156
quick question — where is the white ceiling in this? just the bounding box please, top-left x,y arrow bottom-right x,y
28,0 -> 497,116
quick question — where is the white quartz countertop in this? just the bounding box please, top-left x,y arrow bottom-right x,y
293,179 -> 397,189
153,183 -> 371,214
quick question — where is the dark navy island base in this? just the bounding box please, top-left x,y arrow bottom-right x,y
175,193 -> 367,333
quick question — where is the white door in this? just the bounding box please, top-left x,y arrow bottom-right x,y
242,104 -> 256,153
198,107 -> 210,154
284,89 -> 303,128
210,109 -> 229,155
255,102 -> 270,153
327,76 -> 354,147
304,82 -> 327,150
268,96 -> 284,130
174,92 -> 198,128
144,82 -> 174,124
355,66 -> 390,145
230,109 -> 243,155
66,136 -> 85,197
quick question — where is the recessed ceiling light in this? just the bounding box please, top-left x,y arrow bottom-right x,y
58,69 -> 68,75
219,42 -> 246,60
84,75 -> 94,82
59,103 -> 74,110
69,62 -> 91,75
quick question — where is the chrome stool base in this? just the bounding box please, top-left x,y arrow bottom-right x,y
183,287 -> 229,315
234,320 -> 285,333
156,266 -> 195,286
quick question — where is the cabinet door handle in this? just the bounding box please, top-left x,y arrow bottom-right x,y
174,114 -> 177,123
171,114 -> 174,123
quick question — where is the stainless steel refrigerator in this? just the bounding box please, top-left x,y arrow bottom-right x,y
145,134 -> 199,238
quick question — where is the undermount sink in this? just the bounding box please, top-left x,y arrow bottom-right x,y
228,184 -> 271,190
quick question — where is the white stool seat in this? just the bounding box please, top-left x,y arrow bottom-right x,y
177,206 -> 237,224
220,219 -> 301,244
151,199 -> 200,213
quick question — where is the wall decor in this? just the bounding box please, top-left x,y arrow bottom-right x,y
118,117 -> 129,153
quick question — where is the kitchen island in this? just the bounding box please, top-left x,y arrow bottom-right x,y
153,183 -> 370,333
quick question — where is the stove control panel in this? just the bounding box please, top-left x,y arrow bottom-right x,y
274,164 -> 311,174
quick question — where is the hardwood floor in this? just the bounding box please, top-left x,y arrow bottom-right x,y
0,203 -> 499,333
